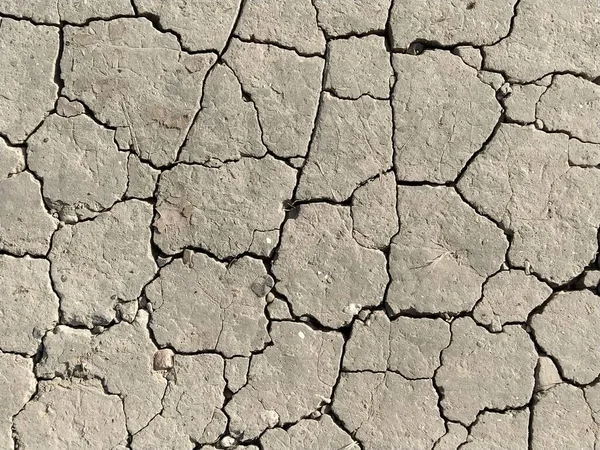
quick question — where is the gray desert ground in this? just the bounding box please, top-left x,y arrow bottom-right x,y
0,0 -> 600,449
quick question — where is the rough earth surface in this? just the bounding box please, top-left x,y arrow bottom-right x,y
2,2 -> 599,449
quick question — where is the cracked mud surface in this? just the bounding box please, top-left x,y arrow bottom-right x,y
1,1 -> 600,449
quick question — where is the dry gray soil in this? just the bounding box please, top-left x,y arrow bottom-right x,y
1,0 -> 600,449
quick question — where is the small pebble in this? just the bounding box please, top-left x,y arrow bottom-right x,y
357,309 -> 370,321
407,42 -> 424,55
182,249 -> 194,268
251,275 -> 275,297
310,410 -> 322,419
535,75 -> 553,87
220,436 -> 236,448
115,301 -> 138,323
288,157 -> 305,168
579,270 -> 600,290
261,409 -> 279,428
343,303 -> 362,316
153,349 -> 174,370
114,127 -> 132,150
267,298 -> 292,320
56,97 -> 85,117
58,207 -> 78,224
156,255 -> 172,267
477,71 -> 504,90
497,82 -> 512,99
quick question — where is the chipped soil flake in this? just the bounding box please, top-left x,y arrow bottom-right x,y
461,410 -> 530,450
452,46 -> 482,70
325,35 -> 393,99
433,422 -> 468,450
503,83 -> 547,124
537,75 -> 600,143
260,415 -> 355,450
531,383 -> 596,450
225,356 -> 250,393
179,63 -> 267,166
0,0 -> 133,24
201,445 -> 258,450
343,311 -> 451,379
535,356 -> 562,393
351,172 -> 399,250
313,0 -> 390,36
568,139 -> 600,168
267,297 -> 293,320
0,139 -> 25,178
473,270 -> 552,332
55,97 -> 85,118
126,153 -> 160,199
